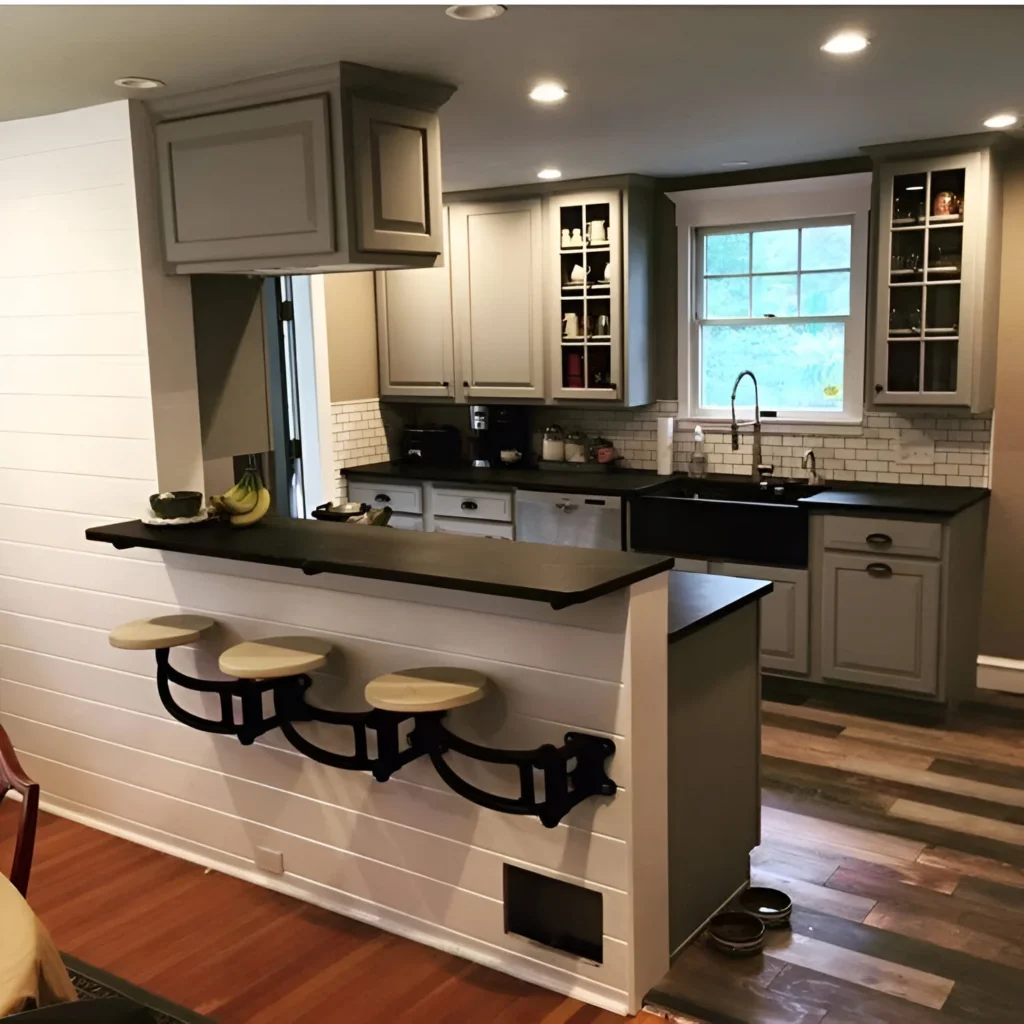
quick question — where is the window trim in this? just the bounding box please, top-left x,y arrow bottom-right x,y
668,173 -> 872,427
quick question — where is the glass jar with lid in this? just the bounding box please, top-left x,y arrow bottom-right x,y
542,424 -> 565,462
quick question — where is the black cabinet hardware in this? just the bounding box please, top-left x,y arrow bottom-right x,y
866,562 -> 893,578
375,493 -> 390,503
461,500 -> 478,511
866,533 -> 893,546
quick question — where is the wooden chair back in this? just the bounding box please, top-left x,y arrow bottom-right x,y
0,725 -> 39,896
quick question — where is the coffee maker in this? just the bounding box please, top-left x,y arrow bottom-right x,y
468,405 -> 530,469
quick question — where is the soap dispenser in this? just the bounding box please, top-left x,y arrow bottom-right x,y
690,425 -> 708,478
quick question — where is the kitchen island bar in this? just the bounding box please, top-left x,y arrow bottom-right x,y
81,517 -> 767,1015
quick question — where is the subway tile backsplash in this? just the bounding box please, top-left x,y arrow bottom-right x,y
330,398 -> 389,501
530,403 -> 991,486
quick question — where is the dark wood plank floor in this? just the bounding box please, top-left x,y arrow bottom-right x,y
0,804 -> 648,1024
650,694 -> 1024,1024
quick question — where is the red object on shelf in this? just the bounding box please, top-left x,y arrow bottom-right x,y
565,352 -> 584,388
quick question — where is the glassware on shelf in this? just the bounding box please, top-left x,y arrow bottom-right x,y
563,311 -> 581,338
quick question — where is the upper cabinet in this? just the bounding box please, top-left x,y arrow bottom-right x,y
376,210 -> 455,399
373,182 -> 656,406
870,145 -> 1002,411
148,62 -> 454,275
449,199 -> 546,401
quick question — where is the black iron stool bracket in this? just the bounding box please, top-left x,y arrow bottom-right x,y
152,651 -> 616,827
407,715 -> 617,829
272,680 -> 419,780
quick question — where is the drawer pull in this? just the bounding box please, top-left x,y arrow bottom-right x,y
375,493 -> 391,504
866,562 -> 893,578
866,532 -> 893,547
461,500 -> 478,511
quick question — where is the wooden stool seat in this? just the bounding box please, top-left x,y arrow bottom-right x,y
109,615 -> 215,651
219,636 -> 331,680
365,667 -> 489,714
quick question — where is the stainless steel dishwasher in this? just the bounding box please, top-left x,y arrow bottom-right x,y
514,491 -> 623,550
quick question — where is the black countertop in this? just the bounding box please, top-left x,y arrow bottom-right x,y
345,462 -> 989,514
345,461 -> 669,497
85,517 -> 674,610
668,571 -> 773,643
798,484 -> 989,516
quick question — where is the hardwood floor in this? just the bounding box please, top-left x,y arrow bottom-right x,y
5,694 -> 1023,1023
0,804 -> 645,1023
650,694 -> 1024,1024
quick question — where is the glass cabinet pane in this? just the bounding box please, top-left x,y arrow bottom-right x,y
887,341 -> 921,392
924,340 -> 958,392
893,173 -> 927,225
925,283 -> 960,335
929,168 -> 965,223
927,225 -> 962,279
889,286 -> 923,336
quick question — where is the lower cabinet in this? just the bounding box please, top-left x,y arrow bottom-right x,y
710,563 -> 809,675
821,552 -> 940,695
388,514 -> 424,531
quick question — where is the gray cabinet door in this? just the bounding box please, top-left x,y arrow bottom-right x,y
449,200 -> 545,400
376,212 -> 454,398
711,563 -> 809,675
155,97 -> 335,263
822,552 -> 940,694
351,98 -> 443,256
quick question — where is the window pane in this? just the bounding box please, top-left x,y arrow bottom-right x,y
705,276 -> 750,318
752,229 -> 798,273
752,274 -> 798,317
801,225 -> 851,270
801,271 -> 850,316
701,322 -> 845,411
704,232 -> 749,275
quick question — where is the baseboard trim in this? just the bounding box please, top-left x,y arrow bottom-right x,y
977,655 -> 1024,695
38,793 -> 630,1017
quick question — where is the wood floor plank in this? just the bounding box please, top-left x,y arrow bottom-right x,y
762,725 -> 935,772
766,963 -> 951,1024
841,725 -> 1024,770
928,756 -> 1024,792
916,846 -> 1024,889
761,711 -> 845,738
824,858 -> 961,899
762,931 -> 954,1009
752,869 -> 876,923
889,799 -> 1024,847
952,874 -> 1024,913
762,807 -> 926,866
752,842 -> 844,885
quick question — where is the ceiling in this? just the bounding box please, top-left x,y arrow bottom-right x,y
1,4 -> 1022,191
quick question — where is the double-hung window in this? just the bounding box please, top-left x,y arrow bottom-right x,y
673,174 -> 870,425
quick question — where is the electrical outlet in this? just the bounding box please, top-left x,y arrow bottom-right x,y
254,847 -> 284,874
897,430 -> 935,465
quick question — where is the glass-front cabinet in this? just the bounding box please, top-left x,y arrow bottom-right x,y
548,190 -> 624,400
872,148 -> 1000,411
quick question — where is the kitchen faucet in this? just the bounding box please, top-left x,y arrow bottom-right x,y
730,370 -> 773,484
802,449 -> 819,485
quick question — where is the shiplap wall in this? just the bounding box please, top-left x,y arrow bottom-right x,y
0,101 -> 665,1014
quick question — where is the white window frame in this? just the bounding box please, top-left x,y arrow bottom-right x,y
669,173 -> 871,430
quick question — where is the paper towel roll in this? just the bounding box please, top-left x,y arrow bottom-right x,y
657,416 -> 675,475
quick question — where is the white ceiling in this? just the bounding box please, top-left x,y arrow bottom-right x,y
1,4 -> 1022,190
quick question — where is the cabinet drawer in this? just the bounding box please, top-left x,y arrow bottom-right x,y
348,480 -> 422,514
434,517 -> 514,540
823,515 -> 942,559
388,513 -> 423,531
431,486 -> 513,522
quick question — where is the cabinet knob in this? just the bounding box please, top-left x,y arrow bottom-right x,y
866,562 -> 893,578
461,500 -> 478,511
463,381 -> 470,388
866,532 -> 892,547
375,494 -> 390,504
874,384 -> 883,394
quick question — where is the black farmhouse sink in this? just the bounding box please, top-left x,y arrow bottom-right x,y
631,476 -> 830,569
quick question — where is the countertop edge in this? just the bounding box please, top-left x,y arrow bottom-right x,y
85,521 -> 675,609
798,488 -> 990,516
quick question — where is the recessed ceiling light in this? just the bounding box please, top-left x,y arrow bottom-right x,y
114,76 -> 165,90
984,112 -> 1018,129
821,31 -> 869,55
529,82 -> 568,104
721,161 -> 750,168
537,168 -> 562,180
445,4 -> 506,20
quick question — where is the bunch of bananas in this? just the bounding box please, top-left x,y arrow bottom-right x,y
211,469 -> 271,527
